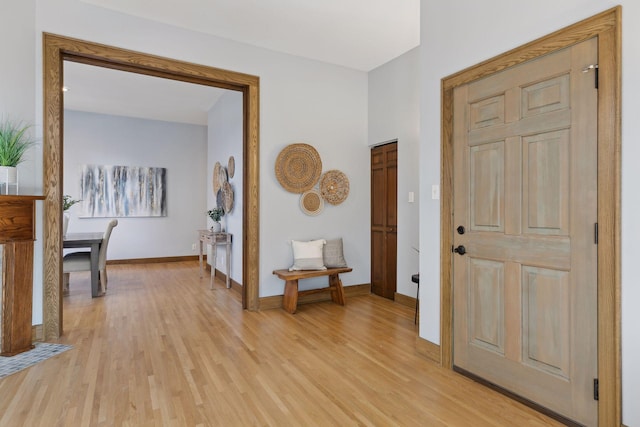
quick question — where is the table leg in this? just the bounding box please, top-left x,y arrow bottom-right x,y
225,241 -> 231,289
283,279 -> 299,314
90,242 -> 101,297
199,238 -> 204,278
329,274 -> 345,306
210,243 -> 217,290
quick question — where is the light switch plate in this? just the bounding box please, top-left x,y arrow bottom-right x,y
432,184 -> 440,200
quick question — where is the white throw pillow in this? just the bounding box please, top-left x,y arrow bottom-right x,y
289,239 -> 327,271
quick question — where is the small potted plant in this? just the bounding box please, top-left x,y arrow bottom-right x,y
207,207 -> 225,232
63,195 -> 81,211
0,119 -> 37,187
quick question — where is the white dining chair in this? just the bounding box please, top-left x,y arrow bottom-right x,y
63,219 -> 118,295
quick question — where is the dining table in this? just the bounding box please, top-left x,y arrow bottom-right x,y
63,232 -> 104,297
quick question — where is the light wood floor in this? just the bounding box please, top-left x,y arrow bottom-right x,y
0,261 -> 562,426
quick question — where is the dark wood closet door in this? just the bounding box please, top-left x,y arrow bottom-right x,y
371,142 -> 397,299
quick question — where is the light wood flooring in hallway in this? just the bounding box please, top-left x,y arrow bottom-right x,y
0,261 -> 562,426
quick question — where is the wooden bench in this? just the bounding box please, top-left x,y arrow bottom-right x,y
272,267 -> 353,313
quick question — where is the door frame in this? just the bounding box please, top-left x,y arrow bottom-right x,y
439,7 -> 621,426
42,33 -> 261,339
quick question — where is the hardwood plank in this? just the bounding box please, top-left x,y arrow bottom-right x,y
0,262 -> 563,426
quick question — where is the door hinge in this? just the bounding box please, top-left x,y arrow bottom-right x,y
594,222 -> 599,244
593,378 -> 599,401
582,64 -> 599,89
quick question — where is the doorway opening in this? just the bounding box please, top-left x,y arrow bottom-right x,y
42,33 -> 260,339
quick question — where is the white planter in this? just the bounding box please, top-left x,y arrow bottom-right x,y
211,221 -> 221,232
0,166 -> 17,184
63,212 -> 70,237
0,166 -> 18,194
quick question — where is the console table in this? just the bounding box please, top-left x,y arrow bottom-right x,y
0,195 -> 44,356
198,230 -> 232,289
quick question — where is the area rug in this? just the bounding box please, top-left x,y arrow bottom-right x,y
0,343 -> 72,380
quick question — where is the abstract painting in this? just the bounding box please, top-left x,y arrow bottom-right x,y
80,165 -> 167,217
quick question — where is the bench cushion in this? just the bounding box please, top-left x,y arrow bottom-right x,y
289,239 -> 327,271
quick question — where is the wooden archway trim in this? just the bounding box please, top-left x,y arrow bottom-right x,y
42,33 -> 260,339
438,7 -> 621,426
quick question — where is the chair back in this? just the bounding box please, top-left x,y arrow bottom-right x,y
98,219 -> 118,269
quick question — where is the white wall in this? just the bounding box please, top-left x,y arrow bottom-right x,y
207,91 -> 243,284
368,47 -> 420,298
0,0 -> 42,323
420,1 -> 639,425
32,1 -> 369,297
63,110 -> 208,260
0,0 -> 35,125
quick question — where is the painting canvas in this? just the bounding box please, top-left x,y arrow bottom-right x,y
80,165 -> 167,217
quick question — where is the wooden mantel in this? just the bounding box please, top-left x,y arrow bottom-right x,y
0,194 -> 44,356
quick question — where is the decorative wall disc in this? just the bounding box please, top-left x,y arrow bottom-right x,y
228,156 -> 235,179
275,143 -> 322,193
219,165 -> 228,188
216,188 -> 224,209
300,188 -> 324,216
213,161 -> 222,196
222,181 -> 234,213
320,169 -> 349,205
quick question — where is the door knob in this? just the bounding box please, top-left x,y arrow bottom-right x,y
457,226 -> 465,235
453,245 -> 466,255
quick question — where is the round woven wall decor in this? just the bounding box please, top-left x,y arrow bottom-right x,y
320,169 -> 349,205
213,161 -> 222,196
300,189 -> 324,216
216,188 -> 224,209
219,165 -> 228,189
228,156 -> 235,179
222,181 -> 234,213
275,143 -> 322,193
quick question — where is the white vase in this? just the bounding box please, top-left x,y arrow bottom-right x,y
63,212 -> 70,237
211,221 -> 221,232
0,166 -> 18,194
0,166 -> 17,184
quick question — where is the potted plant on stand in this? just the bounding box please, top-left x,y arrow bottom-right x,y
62,195 -> 81,237
0,119 -> 36,193
207,207 -> 225,232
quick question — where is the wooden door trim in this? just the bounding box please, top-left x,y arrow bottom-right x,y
439,7 -> 621,426
42,33 -> 261,339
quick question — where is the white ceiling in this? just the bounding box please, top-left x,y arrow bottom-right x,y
64,62 -> 224,126
65,0 -> 420,125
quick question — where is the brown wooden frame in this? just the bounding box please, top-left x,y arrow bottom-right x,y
439,7 -> 621,426
42,33 -> 261,339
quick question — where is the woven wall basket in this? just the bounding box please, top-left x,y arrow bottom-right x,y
275,143 -> 322,193
213,161 -> 222,196
300,188 -> 324,216
222,181 -> 234,213
228,156 -> 235,179
320,169 -> 349,205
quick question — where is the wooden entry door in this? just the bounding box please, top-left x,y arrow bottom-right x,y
452,38 -> 598,425
371,142 -> 397,299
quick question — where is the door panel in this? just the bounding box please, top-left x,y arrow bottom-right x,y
522,266 -> 570,378
453,38 -> 598,425
470,141 -> 504,231
468,258 -> 505,353
523,130 -> 570,234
